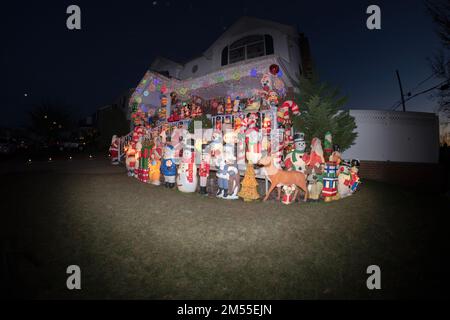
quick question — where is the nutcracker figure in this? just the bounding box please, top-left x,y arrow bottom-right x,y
199,144 -> 211,195
350,159 -> 361,192
322,161 -> 339,202
177,139 -> 198,193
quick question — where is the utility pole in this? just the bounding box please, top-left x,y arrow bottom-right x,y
395,70 -> 406,112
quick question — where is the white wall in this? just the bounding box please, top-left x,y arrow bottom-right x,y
342,110 -> 440,163
176,26 -> 300,83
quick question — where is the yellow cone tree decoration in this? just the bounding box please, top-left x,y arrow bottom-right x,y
238,162 -> 260,202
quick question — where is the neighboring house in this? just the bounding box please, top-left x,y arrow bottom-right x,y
342,109 -> 441,189
438,109 -> 450,146
129,16 -> 313,116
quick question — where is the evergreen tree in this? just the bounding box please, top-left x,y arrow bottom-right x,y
292,76 -> 357,152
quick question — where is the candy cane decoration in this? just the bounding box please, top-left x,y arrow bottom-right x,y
277,100 -> 300,124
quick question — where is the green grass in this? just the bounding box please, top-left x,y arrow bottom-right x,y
1,159 -> 449,299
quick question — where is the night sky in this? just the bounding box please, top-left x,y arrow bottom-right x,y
2,0 -> 443,127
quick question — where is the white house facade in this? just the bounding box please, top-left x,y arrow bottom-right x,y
129,16 -> 308,116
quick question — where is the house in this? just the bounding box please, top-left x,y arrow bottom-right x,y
127,16 -> 442,189
128,16 -> 313,117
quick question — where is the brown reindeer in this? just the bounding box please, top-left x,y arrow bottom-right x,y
258,155 -> 308,202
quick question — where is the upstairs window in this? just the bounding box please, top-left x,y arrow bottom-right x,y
222,34 -> 274,66
221,46 -> 228,66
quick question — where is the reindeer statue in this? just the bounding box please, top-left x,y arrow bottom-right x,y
258,155 -> 308,202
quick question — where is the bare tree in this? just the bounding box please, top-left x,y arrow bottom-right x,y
425,0 -> 450,120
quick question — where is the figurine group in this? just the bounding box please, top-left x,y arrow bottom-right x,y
114,64 -> 360,205
279,131 -> 361,204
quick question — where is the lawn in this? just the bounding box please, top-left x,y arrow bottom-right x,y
1,158 -> 449,299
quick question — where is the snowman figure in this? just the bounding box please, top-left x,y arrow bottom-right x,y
177,139 -> 198,193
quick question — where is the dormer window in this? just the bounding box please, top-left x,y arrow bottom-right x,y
221,34 -> 274,66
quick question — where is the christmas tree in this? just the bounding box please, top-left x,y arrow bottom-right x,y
293,75 -> 357,151
238,162 -> 260,202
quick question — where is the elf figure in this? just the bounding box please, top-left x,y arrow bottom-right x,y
199,144 -> 211,195
177,139 -> 198,193
109,135 -> 120,165
160,144 -> 177,188
324,131 -> 333,159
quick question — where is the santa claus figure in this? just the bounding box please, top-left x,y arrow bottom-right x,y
109,135 -> 120,165
199,144 -> 211,195
304,137 -> 325,169
177,139 -> 198,193
281,184 -> 297,205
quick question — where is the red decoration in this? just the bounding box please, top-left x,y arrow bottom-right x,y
269,64 -> 279,76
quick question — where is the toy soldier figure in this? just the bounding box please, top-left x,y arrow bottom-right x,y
199,144 -> 211,195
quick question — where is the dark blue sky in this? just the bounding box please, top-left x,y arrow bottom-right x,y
1,0 -> 443,127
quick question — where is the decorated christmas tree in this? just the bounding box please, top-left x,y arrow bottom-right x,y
238,162 -> 260,202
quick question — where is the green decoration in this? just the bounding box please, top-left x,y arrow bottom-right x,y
292,75 -> 357,152
188,114 -> 213,134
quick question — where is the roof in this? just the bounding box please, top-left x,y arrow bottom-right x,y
152,16 -> 299,68
203,16 -> 298,57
